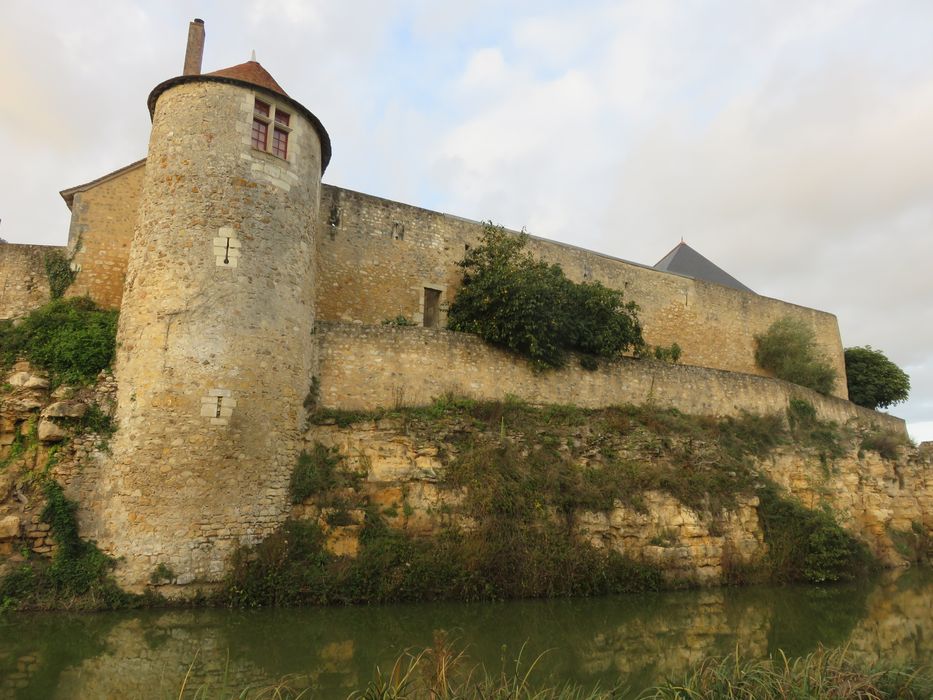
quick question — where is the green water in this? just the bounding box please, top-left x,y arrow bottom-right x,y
1,568 -> 931,698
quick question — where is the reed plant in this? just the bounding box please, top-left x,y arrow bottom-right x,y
179,641 -> 931,700
641,645 -> 932,699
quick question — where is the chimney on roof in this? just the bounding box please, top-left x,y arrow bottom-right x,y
183,18 -> 205,76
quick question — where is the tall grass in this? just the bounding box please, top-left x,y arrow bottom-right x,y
179,641 -> 931,700
643,645 -> 932,699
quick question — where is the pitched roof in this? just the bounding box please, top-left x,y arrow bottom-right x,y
60,158 -> 147,209
654,242 -> 753,293
204,61 -> 288,97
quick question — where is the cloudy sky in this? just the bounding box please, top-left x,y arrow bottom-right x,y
1,1 -> 931,439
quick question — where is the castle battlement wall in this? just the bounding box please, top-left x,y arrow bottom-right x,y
316,322 -> 901,433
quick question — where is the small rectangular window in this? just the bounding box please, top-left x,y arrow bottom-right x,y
272,127 -> 288,158
251,119 -> 268,150
252,98 -> 291,160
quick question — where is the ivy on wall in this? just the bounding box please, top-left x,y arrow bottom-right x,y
44,251 -> 77,300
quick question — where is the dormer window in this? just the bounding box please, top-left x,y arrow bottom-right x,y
251,98 -> 290,159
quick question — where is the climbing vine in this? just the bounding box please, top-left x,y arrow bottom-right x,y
44,251 -> 77,300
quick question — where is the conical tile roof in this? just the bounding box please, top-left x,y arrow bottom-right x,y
205,60 -> 288,97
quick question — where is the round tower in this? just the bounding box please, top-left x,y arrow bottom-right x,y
100,43 -> 331,589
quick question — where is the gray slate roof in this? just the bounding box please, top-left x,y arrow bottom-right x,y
653,242 -> 753,293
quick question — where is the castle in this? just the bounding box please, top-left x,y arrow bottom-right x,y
0,20 -> 906,589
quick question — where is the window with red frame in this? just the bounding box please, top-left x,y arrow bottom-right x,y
251,98 -> 291,159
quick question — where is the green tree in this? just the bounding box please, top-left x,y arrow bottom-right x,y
754,317 -> 836,395
844,346 -> 910,410
447,224 -> 644,368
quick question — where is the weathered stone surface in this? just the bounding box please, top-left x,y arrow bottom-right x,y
100,79 -> 324,591
51,386 -> 76,401
7,372 -> 39,388
326,526 -> 360,557
38,419 -> 68,442
0,515 -> 20,539
315,324 -> 902,434
0,471 -> 14,501
41,401 -> 88,419
6,398 -> 43,412
296,419 -> 931,590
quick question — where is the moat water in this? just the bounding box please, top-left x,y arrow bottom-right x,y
1,568 -> 931,698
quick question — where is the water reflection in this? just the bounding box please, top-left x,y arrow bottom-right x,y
0,568 -> 930,699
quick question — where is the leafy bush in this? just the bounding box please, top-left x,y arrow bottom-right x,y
844,346 -> 910,410
860,430 -> 908,461
757,483 -> 873,583
289,442 -> 361,505
149,563 -> 175,585
652,343 -> 682,363
448,224 -> 644,368
79,403 -> 116,436
382,315 -> 416,327
0,298 -> 117,385
786,398 -> 846,462
754,317 -> 836,395
222,512 -> 662,609
0,479 -> 129,610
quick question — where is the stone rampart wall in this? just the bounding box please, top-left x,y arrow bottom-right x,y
65,161 -> 145,309
316,186 -> 849,399
21,173 -> 850,398
0,244 -> 61,319
316,323 -> 903,433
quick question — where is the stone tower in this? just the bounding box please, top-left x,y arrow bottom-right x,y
99,21 -> 331,589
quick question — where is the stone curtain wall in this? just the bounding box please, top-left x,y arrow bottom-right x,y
33,176 -> 848,397
0,244 -> 61,319
65,162 -> 146,309
316,323 -> 903,434
316,186 -> 848,399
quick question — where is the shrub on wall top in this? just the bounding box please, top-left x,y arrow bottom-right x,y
754,317 -> 836,395
447,224 -> 645,368
0,297 -> 118,385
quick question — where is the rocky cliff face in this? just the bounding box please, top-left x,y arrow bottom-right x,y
0,367 -> 930,594
0,362 -> 115,569
300,409 -> 931,587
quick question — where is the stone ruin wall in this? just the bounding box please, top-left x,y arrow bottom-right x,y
316,322 -> 902,434
315,185 -> 849,399
0,244 -> 61,320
